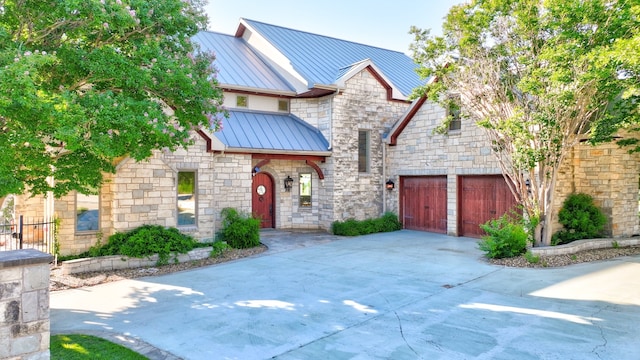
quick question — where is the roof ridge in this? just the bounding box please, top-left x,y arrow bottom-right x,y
241,18 -> 407,55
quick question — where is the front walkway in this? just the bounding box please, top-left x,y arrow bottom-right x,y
51,230 -> 640,359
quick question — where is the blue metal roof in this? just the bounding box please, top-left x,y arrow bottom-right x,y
242,19 -> 424,97
215,110 -> 330,153
192,31 -> 294,92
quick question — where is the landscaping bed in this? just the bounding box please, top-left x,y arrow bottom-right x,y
490,245 -> 640,268
50,245 -> 267,291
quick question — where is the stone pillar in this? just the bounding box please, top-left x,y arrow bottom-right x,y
0,249 -> 53,360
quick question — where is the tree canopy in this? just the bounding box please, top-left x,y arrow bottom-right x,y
410,0 -> 639,246
0,0 -> 225,197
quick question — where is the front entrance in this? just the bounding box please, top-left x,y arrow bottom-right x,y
252,173 -> 275,228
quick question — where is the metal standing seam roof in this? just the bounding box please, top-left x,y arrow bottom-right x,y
242,18 -> 425,97
192,31 -> 294,92
214,110 -> 330,153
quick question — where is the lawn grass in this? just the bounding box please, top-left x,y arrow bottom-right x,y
51,334 -> 147,359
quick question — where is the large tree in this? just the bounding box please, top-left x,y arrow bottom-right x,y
0,0 -> 224,197
410,0 -> 639,246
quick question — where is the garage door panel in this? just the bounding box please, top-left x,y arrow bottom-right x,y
401,176 -> 447,233
459,176 -> 518,238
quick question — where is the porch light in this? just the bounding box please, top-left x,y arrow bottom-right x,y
385,179 -> 395,190
284,176 -> 294,192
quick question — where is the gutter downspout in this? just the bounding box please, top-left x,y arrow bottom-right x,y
382,141 -> 387,214
211,151 -> 224,239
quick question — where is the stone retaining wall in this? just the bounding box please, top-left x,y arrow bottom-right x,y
59,247 -> 213,275
0,249 -> 53,360
529,238 -> 640,257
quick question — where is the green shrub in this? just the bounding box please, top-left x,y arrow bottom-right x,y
552,193 -> 607,245
210,241 -> 231,257
218,208 -> 261,249
331,212 -> 401,236
478,214 -> 528,259
89,225 -> 198,265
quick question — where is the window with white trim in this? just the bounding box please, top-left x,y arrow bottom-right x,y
236,95 -> 248,108
299,173 -> 311,207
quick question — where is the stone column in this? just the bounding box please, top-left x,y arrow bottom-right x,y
0,249 -> 53,360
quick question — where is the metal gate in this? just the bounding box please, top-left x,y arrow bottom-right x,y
0,215 -> 56,254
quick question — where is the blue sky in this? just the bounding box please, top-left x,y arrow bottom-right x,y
204,0 -> 465,54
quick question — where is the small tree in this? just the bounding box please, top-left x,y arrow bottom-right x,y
0,0 -> 225,197
410,0 -> 639,246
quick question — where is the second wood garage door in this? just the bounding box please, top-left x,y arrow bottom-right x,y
458,175 -> 518,237
401,176 -> 447,233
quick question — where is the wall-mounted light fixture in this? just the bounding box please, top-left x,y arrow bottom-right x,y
284,175 -> 294,192
385,179 -> 395,190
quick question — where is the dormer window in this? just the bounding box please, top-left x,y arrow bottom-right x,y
236,95 -> 248,108
278,99 -> 289,112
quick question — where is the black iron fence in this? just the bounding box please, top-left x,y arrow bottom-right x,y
0,215 -> 56,254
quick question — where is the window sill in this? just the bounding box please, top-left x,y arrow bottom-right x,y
177,225 -> 198,233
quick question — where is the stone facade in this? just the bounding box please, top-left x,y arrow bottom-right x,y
386,100 -> 640,238
0,249 -> 52,360
385,101 -> 503,235
554,141 -> 640,237
327,70 -> 409,225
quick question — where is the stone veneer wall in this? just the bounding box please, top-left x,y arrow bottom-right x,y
554,141 -> 640,237
385,101 -> 503,235
387,101 -> 640,238
0,249 -> 53,360
326,70 -> 408,225
25,134 -> 255,256
212,153 -> 253,234
290,96 -> 334,229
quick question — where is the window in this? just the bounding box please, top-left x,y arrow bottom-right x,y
447,96 -> 461,131
278,99 -> 289,112
76,192 -> 99,231
358,130 -> 370,173
177,171 -> 196,226
299,173 -> 312,207
236,95 -> 248,108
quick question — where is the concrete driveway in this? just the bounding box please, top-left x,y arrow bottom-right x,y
50,230 -> 640,360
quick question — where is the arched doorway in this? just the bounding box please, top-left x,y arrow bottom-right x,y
252,173 -> 275,228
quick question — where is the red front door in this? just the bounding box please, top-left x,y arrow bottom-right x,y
252,173 -> 275,228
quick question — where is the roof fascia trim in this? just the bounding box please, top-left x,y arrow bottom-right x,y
237,18 -> 310,94
386,96 -> 427,146
216,147 -> 332,157
222,85 -> 297,97
335,59 -> 408,102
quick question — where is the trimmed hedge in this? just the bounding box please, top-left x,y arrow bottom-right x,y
332,212 -> 402,236
87,225 -> 198,265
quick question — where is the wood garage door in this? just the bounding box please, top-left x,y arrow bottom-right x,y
401,176 -> 447,233
458,175 -> 518,238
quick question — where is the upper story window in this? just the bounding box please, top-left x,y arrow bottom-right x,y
358,130 -> 370,173
177,171 -> 196,226
278,99 -> 289,112
299,173 -> 311,207
76,192 -> 99,232
447,95 -> 461,131
236,95 -> 248,108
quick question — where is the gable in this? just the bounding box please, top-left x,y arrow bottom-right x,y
234,18 -> 425,99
